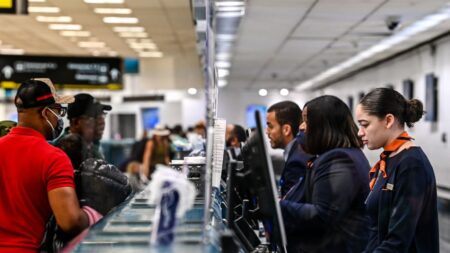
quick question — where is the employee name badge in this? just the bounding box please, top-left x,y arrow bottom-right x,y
385,183 -> 394,191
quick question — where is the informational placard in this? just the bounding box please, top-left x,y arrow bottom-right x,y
0,55 -> 123,90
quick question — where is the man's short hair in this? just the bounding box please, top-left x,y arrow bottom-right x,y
268,101 -> 302,137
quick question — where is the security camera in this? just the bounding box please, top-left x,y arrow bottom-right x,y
385,15 -> 401,31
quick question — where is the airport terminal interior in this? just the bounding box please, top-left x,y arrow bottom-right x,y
0,0 -> 450,252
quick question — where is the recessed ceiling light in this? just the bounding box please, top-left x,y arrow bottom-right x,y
119,32 -> 148,38
139,51 -> 163,58
78,41 -> 106,48
280,88 -> 289,96
218,79 -> 228,87
187,88 -> 198,95
48,24 -> 82,30
29,0 -> 47,3
216,11 -> 244,18
129,42 -> 157,50
84,0 -> 124,3
36,16 -> 72,23
103,17 -> 138,24
0,48 -> 25,55
215,61 -> 230,68
258,89 -> 268,97
94,8 -> 132,14
216,53 -> 231,60
217,6 -> 244,12
28,6 -> 60,13
60,31 -> 91,37
217,68 -> 229,78
215,1 -> 244,7
113,26 -> 145,32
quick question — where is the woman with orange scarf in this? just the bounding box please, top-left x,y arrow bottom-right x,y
356,88 -> 438,252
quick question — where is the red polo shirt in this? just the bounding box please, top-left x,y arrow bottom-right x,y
0,127 -> 75,252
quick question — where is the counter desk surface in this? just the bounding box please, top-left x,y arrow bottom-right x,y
70,190 -> 218,253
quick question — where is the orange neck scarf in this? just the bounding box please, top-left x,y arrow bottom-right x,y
369,131 -> 413,190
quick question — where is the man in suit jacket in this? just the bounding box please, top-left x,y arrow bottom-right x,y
266,101 -> 312,197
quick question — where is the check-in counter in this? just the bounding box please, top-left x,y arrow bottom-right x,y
70,189 -> 219,253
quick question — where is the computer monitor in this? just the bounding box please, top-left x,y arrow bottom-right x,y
240,110 -> 287,253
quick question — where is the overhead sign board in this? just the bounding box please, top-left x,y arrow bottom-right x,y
0,0 -> 15,13
0,0 -> 27,14
0,55 -> 123,90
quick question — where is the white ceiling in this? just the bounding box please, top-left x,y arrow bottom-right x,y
0,0 -> 203,90
0,0 -> 198,59
228,0 -> 450,89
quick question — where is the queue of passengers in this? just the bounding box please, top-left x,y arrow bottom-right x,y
0,78 -> 438,253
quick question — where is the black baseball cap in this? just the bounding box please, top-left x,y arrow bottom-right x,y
68,93 -> 112,119
95,101 -> 112,115
15,78 -> 74,109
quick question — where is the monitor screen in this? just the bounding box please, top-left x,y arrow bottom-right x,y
141,107 -> 160,130
425,73 -> 438,122
246,105 -> 266,129
240,110 -> 287,253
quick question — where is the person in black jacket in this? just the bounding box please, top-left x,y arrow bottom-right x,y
356,88 -> 438,253
266,101 -> 311,197
280,95 -> 370,253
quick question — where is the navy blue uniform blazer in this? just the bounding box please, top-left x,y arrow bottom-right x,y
364,147 -> 439,253
280,132 -> 313,197
280,148 -> 370,253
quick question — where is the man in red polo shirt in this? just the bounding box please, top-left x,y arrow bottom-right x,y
0,79 -> 91,252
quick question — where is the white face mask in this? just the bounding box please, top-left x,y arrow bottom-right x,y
43,107 -> 64,140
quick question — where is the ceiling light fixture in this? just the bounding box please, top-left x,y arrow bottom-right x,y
118,32 -> 148,38
218,79 -> 228,87
28,6 -> 60,13
216,6 -> 244,12
78,41 -> 106,48
103,17 -> 138,24
216,53 -> 231,60
48,24 -> 82,30
187,88 -> 198,95
129,43 -> 157,50
0,48 -> 25,55
215,1 -> 244,7
113,26 -> 145,32
280,88 -> 289,96
94,8 -> 132,14
215,61 -> 230,68
258,89 -> 268,97
217,68 -> 230,78
216,11 -> 245,18
36,16 -> 72,23
139,51 -> 163,58
60,31 -> 91,37
84,0 -> 124,4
